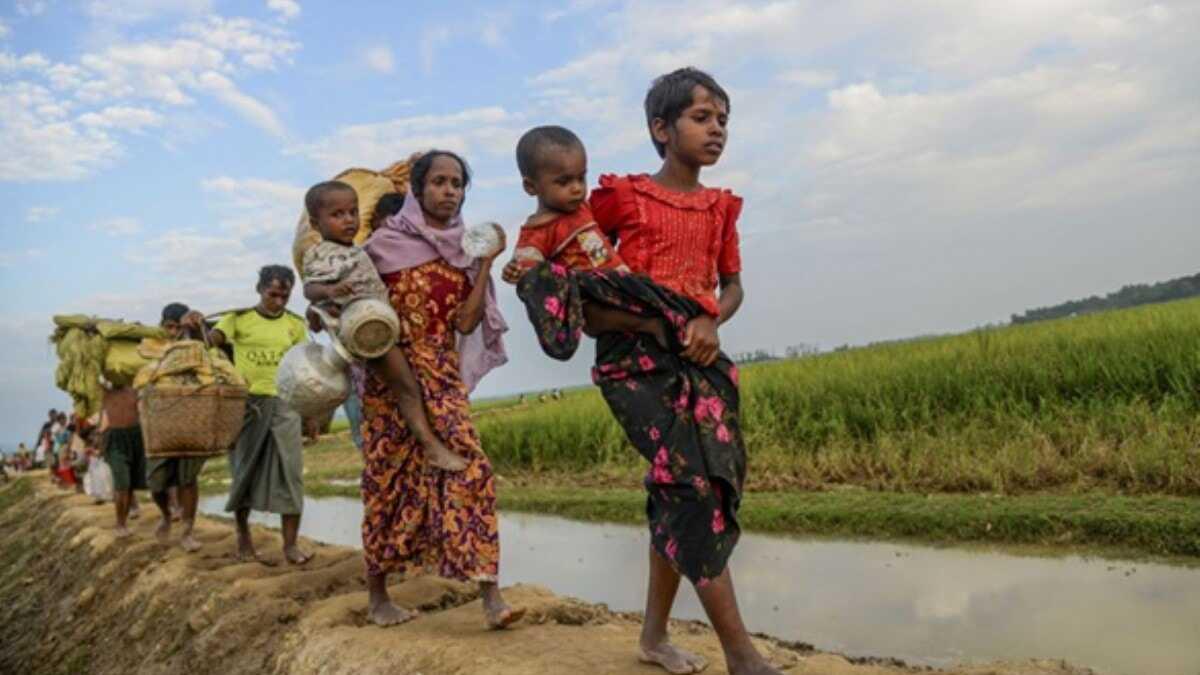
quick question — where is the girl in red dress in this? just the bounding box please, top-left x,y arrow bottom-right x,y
508,68 -> 779,675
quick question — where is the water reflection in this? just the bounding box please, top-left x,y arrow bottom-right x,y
198,496 -> 1200,675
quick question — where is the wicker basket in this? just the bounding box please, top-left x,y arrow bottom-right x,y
139,384 -> 248,458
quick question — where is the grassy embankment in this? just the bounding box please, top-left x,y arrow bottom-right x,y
202,298 -> 1200,556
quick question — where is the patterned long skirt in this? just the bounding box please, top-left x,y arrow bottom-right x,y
517,262 -> 747,584
358,346 -> 500,582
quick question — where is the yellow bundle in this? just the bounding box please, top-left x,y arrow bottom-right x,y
134,340 -> 246,390
50,314 -> 209,416
50,327 -> 107,417
96,320 -> 165,341
53,314 -> 96,330
103,340 -> 151,388
291,155 -> 418,277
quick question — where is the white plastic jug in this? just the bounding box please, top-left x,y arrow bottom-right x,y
275,308 -> 353,419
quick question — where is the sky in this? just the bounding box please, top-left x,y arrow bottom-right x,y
1,0 -> 1197,447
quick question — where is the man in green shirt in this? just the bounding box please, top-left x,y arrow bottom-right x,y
207,266 -> 312,565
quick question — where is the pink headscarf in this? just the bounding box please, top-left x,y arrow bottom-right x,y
364,194 -> 508,392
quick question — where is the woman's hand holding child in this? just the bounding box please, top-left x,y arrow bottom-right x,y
681,315 -> 720,367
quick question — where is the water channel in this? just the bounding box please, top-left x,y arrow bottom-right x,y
199,495 -> 1200,675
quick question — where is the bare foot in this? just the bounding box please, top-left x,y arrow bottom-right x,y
234,550 -> 277,566
235,535 -> 274,565
284,544 -> 313,566
128,506 -> 141,520
367,600 -> 417,627
638,641 -> 709,674
113,525 -> 132,539
180,529 -> 201,553
482,591 -> 526,630
424,440 -> 468,472
728,658 -> 784,675
155,517 -> 171,544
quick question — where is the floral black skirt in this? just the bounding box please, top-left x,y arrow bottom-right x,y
517,262 -> 747,583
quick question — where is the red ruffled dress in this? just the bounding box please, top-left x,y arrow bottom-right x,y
589,173 -> 743,316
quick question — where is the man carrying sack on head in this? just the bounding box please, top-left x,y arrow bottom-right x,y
100,378 -> 147,539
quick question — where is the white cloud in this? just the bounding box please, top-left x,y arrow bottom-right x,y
363,45 -> 394,74
77,105 -> 164,132
1,9 -> 300,182
543,0 -> 619,23
478,10 -> 512,48
0,19 -> 11,39
120,226 -> 303,318
126,230 -> 269,289
0,81 -> 119,181
800,61 -> 1190,224
16,1 -> 49,17
0,52 -> 52,72
266,0 -> 300,21
531,49 -> 622,87
83,0 -> 211,24
290,107 -> 521,175
201,175 -> 305,237
0,248 -> 45,267
778,68 -> 837,88
70,183 -> 308,328
419,26 -> 451,74
25,206 -> 60,223
66,16 -> 296,108
194,70 -> 286,138
89,217 -> 142,236
180,15 -> 299,70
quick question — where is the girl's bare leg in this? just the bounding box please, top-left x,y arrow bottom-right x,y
639,547 -> 708,674
694,567 -> 781,675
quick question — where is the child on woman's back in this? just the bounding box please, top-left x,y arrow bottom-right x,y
301,183 -> 465,471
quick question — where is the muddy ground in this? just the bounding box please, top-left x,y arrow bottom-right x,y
0,478 -> 1095,675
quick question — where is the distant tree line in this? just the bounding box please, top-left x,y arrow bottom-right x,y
732,349 -> 778,364
1011,272 -> 1200,324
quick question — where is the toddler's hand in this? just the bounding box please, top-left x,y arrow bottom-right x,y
681,315 -> 720,367
305,306 -> 326,333
331,280 -> 355,297
501,260 -> 523,285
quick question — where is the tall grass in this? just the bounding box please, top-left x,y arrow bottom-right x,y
476,298 -> 1200,495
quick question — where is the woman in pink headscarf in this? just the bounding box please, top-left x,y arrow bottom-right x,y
357,150 -> 523,629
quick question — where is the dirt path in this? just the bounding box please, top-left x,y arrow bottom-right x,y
0,478 -> 1094,675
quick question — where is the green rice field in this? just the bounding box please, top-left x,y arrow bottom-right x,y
475,298 -> 1200,496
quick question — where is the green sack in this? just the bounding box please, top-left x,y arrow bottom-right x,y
102,339 -> 152,387
53,314 -> 96,330
96,321 -> 165,341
